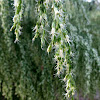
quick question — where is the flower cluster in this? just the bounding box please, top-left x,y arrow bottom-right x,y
33,0 -> 76,98
10,0 -> 23,42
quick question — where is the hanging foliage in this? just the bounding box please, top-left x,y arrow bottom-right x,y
0,0 -> 100,100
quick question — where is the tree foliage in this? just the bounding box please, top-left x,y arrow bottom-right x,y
0,0 -> 100,100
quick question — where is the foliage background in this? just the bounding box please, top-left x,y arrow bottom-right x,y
0,0 -> 100,100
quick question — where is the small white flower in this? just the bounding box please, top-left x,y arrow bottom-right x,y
51,28 -> 55,36
63,77 -> 67,82
66,35 -> 70,43
52,4 -> 54,9
55,42 -> 59,49
56,71 -> 60,76
13,15 -> 19,22
40,15 -> 42,21
60,24 -> 64,28
54,7 -> 59,17
59,49 -> 64,58
14,0 -> 19,7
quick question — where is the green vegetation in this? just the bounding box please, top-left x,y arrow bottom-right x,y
0,0 -> 100,100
